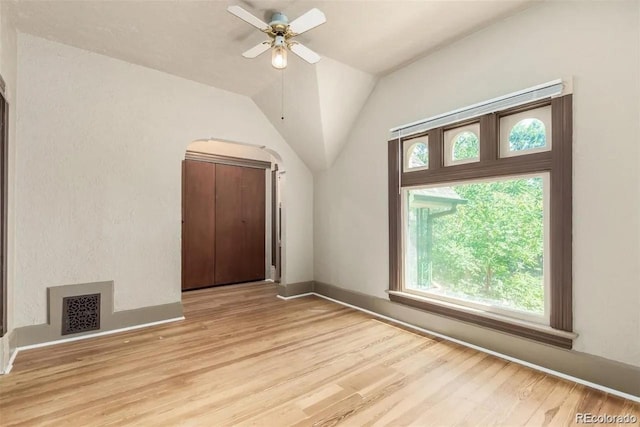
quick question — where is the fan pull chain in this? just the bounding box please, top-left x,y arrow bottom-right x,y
281,70 -> 285,121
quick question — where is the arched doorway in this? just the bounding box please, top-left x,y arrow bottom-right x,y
182,139 -> 283,290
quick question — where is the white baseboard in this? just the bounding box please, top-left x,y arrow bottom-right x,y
276,293 -> 314,300
2,346 -> 18,374
1,316 -> 185,374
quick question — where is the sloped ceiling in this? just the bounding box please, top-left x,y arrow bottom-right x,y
254,57 -> 375,170
11,0 -> 533,171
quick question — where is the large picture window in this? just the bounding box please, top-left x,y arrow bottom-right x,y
388,95 -> 573,348
403,174 -> 550,324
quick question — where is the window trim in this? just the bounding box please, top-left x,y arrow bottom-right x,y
0,75 -> 7,338
387,95 -> 573,348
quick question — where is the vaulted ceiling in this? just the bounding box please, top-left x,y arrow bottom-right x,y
11,0 -> 533,171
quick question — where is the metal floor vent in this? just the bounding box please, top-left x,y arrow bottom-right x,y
62,293 -> 101,335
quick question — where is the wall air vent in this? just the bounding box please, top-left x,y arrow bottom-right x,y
61,293 -> 101,335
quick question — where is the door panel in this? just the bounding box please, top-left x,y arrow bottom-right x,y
242,166 -> 266,281
215,164 -> 266,285
182,160 -> 216,290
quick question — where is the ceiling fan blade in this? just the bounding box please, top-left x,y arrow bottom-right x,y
227,5 -> 270,31
288,8 -> 326,35
242,41 -> 272,58
289,42 -> 321,64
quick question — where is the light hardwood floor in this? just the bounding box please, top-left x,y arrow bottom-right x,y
1,282 -> 638,426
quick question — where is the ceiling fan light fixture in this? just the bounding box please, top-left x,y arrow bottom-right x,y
271,45 -> 287,69
228,5 -> 326,69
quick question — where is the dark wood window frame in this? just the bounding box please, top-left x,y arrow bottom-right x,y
388,95 -> 573,349
0,75 -> 7,338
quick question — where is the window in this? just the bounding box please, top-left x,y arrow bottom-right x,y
404,174 -> 549,325
444,123 -> 480,166
403,137 -> 429,171
500,105 -> 552,157
389,96 -> 573,348
451,131 -> 479,161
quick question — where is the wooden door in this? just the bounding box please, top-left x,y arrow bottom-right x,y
182,160 -> 216,290
215,164 -> 266,285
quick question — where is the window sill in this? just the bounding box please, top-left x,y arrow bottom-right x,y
388,290 -> 576,349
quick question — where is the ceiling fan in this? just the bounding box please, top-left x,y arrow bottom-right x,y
227,5 -> 326,70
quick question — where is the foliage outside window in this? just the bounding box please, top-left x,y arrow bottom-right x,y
500,106 -> 552,158
509,119 -> 546,151
388,96 -> 573,347
451,131 -> 480,161
444,123 -> 480,166
404,174 -> 548,323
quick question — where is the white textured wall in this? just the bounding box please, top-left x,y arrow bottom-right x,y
315,1 -> 640,366
15,34 -> 313,327
315,57 -> 376,166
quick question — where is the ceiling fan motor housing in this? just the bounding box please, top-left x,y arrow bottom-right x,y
269,12 -> 289,34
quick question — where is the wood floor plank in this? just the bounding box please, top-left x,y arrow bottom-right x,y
523,379 -> 576,426
0,283 -> 637,426
548,383 -> 589,427
410,357 -> 510,426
